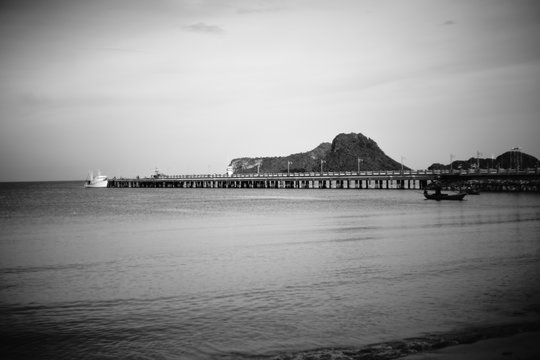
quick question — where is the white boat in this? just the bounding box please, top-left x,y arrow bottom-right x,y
84,170 -> 108,188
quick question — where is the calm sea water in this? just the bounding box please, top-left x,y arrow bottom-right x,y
1,182 -> 539,359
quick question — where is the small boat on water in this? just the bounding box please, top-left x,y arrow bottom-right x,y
84,170 -> 108,188
424,190 -> 467,201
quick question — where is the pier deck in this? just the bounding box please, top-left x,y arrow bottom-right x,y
108,168 -> 540,191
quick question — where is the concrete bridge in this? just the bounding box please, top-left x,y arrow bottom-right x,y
107,168 -> 540,191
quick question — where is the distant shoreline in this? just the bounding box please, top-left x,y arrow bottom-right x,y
0,180 -> 83,184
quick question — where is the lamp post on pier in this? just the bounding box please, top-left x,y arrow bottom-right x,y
320,159 -> 326,174
401,156 -> 406,173
287,161 -> 292,176
357,158 -> 363,174
511,147 -> 522,170
476,151 -> 483,170
450,154 -> 455,172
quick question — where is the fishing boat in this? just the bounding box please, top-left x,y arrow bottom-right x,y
424,190 -> 467,201
84,170 -> 108,188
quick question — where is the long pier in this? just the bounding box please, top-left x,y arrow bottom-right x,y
108,168 -> 540,191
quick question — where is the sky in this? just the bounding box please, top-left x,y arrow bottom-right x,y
1,0 -> 539,181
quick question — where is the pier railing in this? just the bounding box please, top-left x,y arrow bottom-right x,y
142,168 -> 539,180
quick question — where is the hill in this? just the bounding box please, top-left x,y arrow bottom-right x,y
229,133 -> 407,174
428,149 -> 539,171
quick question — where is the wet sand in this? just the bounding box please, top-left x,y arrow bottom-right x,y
270,322 -> 540,360
399,331 -> 540,359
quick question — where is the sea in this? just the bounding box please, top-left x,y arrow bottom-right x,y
1,181 -> 539,359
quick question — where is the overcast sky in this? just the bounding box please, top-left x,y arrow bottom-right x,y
1,0 -> 539,181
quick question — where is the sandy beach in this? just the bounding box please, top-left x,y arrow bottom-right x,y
399,331 -> 540,360
269,322 -> 540,360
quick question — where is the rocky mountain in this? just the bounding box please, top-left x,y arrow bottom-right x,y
229,133 -> 407,174
428,150 -> 539,170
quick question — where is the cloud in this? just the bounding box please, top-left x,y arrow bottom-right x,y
183,22 -> 224,34
441,20 -> 456,26
237,6 -> 284,14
